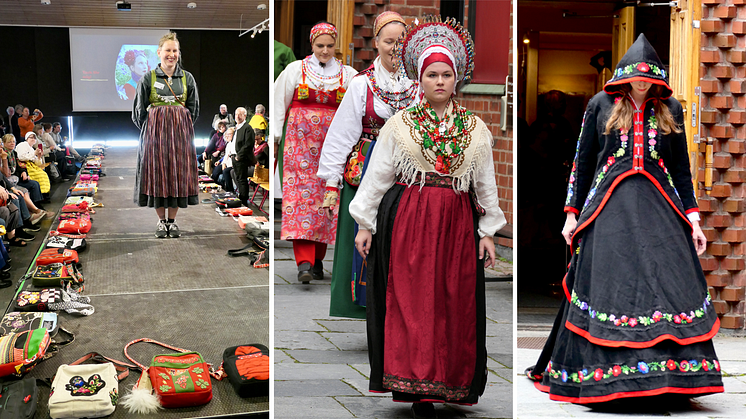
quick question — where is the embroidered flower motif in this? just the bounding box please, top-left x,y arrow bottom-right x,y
561,370 -> 568,382
195,379 -> 209,389
159,373 -> 170,381
637,62 -> 650,72
612,365 -> 622,377
159,384 -> 172,392
577,370 -> 585,382
594,368 -> 604,381
638,362 -> 649,374
679,360 -> 691,372
703,359 -> 710,371
615,96 -> 622,104
666,359 -> 677,371
192,367 -> 204,374
714,360 -> 721,371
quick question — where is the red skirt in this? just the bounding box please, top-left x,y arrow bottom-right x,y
367,181 -> 486,404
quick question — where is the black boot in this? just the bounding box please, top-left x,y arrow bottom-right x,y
411,402 -> 436,419
298,262 -> 313,284
312,259 -> 324,280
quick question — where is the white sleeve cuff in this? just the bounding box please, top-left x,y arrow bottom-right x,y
687,212 -> 700,222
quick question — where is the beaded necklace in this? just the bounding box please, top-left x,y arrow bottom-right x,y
298,57 -> 346,103
367,69 -> 418,111
410,99 -> 471,174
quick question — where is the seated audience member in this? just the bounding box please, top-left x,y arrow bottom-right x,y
210,104 -> 236,140
1,134 -> 46,207
254,128 -> 269,169
10,105 -> 23,143
17,106 -> 43,140
16,132 -> 51,195
32,125 -> 62,182
200,121 -> 227,173
43,122 -> 70,177
213,127 -> 236,193
0,187 -> 31,247
51,122 -> 85,163
249,104 -> 267,135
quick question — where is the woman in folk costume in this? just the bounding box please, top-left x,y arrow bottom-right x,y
274,22 -> 357,282
349,16 -> 506,417
132,32 -> 199,239
526,34 -> 723,403
318,11 -> 417,319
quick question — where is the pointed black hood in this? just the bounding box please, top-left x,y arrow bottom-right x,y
603,34 -> 672,98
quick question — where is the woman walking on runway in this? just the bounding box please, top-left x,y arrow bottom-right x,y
350,16 -> 506,418
526,34 -> 723,404
132,31 -> 199,238
274,22 -> 357,282
318,11 -> 417,319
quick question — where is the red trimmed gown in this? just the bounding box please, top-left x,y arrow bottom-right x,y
531,92 -> 723,403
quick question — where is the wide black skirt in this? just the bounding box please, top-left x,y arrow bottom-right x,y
533,175 -> 723,403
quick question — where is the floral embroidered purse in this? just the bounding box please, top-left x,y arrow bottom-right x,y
48,352 -> 136,419
121,339 -> 220,413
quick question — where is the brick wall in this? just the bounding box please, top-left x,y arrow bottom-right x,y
700,0 -> 746,329
351,0 -> 514,229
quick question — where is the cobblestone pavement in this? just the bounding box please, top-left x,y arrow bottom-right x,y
274,239 -> 513,419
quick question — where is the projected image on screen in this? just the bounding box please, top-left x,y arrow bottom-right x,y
70,28 -> 166,112
115,46 -> 158,101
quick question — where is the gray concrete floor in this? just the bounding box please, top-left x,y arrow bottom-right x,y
273,239 -> 513,419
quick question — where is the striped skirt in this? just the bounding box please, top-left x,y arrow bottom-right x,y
138,106 -> 198,208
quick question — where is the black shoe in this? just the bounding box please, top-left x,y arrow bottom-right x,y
411,403 -> 436,419
0,270 -> 10,279
0,279 -> 12,289
298,262 -> 313,284
23,223 -> 41,233
1,264 -> 10,273
312,259 -> 324,280
15,230 -> 35,241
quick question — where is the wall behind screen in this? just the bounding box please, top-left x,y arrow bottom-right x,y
0,26 -> 269,140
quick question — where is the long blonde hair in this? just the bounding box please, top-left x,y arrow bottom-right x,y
604,84 -> 682,135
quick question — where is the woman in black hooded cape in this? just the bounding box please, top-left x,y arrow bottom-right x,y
526,34 -> 724,404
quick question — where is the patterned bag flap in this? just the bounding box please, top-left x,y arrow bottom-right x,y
46,237 -> 87,252
0,312 -> 58,337
36,248 -> 79,266
64,196 -> 94,206
57,219 -> 91,234
222,344 -> 269,397
0,329 -> 51,377
216,197 -> 242,208
14,288 -> 93,316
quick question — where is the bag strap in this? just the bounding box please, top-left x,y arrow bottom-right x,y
42,326 -> 75,361
227,243 -> 261,257
124,338 -> 223,380
69,352 -> 140,381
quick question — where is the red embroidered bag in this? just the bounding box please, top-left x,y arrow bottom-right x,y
36,248 -> 79,266
57,219 -> 91,234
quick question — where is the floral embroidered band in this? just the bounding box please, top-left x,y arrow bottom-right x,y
544,357 -> 721,384
570,289 -> 712,328
383,373 -> 470,400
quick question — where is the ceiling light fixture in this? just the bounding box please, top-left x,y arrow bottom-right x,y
116,1 -> 131,11
187,2 -> 197,9
41,0 -> 51,5
239,17 -> 270,38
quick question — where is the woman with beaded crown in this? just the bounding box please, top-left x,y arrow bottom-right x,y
349,16 -> 506,417
526,34 -> 723,403
132,31 -> 199,239
318,11 -> 417,319
274,22 -> 357,282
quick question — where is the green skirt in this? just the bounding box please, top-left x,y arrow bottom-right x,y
329,184 -> 367,319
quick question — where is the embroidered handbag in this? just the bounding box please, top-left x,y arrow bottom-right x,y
48,353 -> 136,419
31,263 -> 84,288
46,236 -> 88,252
13,287 -> 94,316
36,248 -> 79,266
61,201 -> 91,213
218,345 -> 269,397
0,377 -> 39,419
122,339 -> 219,413
57,218 -> 92,234
64,196 -> 94,206
225,207 -> 253,217
216,197 -> 242,208
0,312 -> 58,337
0,329 -> 51,378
